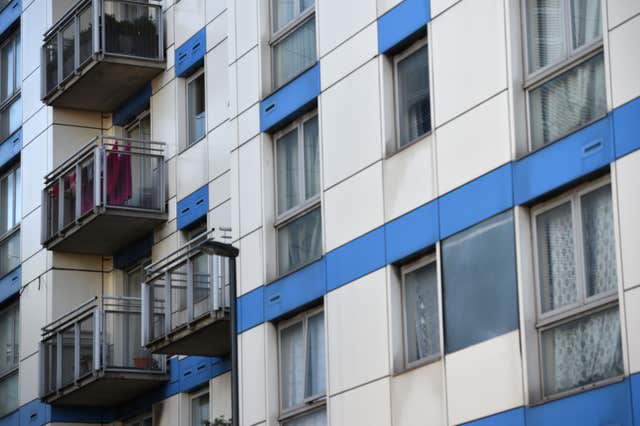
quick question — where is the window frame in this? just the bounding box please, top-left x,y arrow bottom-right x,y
277,306 -> 326,422
189,387 -> 210,426
400,253 -> 441,371
530,175 -> 622,400
0,29 -> 21,144
125,110 -> 151,141
269,0 -> 316,90
521,0 -> 606,151
392,37 -> 431,151
0,163 -> 20,279
0,301 -> 19,415
186,68 -> 206,147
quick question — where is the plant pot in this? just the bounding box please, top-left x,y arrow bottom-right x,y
134,357 -> 153,369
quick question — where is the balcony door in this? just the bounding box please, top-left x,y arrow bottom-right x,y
123,259 -> 152,369
121,111 -> 157,210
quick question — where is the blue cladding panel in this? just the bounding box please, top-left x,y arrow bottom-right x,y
179,356 -> 213,392
264,259 -> 326,321
514,117 -> 614,205
326,228 -> 386,292
0,410 -> 19,426
18,399 -> 48,426
613,97 -> 640,159
113,84 -> 152,126
0,0 -> 20,39
377,0 -> 430,53
462,408 -> 526,426
50,405 -> 107,423
632,374 -> 640,426
237,286 -> 265,333
113,233 -> 153,270
260,63 -> 321,133
385,200 -> 439,264
0,266 -> 20,305
439,164 -> 514,239
0,128 -> 21,171
526,379 -> 633,426
175,28 -> 206,78
177,185 -> 209,230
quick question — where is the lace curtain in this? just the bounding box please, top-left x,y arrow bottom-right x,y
397,45 -> 430,147
273,19 -> 316,89
404,262 -> 440,363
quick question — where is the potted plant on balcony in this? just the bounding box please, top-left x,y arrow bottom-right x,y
203,416 -> 231,426
133,356 -> 153,369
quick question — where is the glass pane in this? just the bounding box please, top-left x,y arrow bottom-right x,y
0,97 -> 22,142
273,18 -> 316,89
170,263 -> 188,329
62,21 -> 76,80
529,53 -> 606,149
541,306 -> 623,396
277,128 -> 300,214
42,336 -> 58,394
397,45 -> 431,147
60,326 -> 75,386
300,0 -> 314,13
45,37 -> 58,94
79,159 -> 95,216
305,312 -> 325,398
277,207 -> 322,275
282,409 -> 327,426
303,116 -> 319,200
193,253 -> 211,318
191,393 -> 209,426
104,0 -> 160,58
536,202 -> 577,313
148,276 -> 166,341
79,6 -> 93,64
273,0 -> 296,31
0,171 -> 10,234
0,372 -> 18,417
0,231 -> 19,277
442,211 -> 518,353
188,73 -> 206,145
78,316 -> 94,377
581,185 -> 617,297
0,305 -> 16,373
106,142 -> 161,210
281,321 -> 304,409
571,0 -> 601,49
404,261 -> 440,363
141,114 -> 152,141
13,166 -> 19,226
0,37 -> 14,102
527,0 -> 567,73
62,170 -> 77,228
46,184 -> 60,240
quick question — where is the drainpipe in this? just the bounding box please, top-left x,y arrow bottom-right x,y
229,255 -> 239,426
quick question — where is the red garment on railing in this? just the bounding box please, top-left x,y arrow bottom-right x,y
106,141 -> 133,206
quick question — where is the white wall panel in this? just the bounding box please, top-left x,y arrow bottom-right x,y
177,139 -> 209,199
50,126 -> 100,168
608,14 -> 640,108
383,136 -> 436,221
22,0 -> 47,78
327,269 -> 390,395
212,372 -> 232,420
209,120 -> 232,180
607,0 -> 640,29
20,208 -> 41,261
20,250 -> 48,289
206,9 -> 228,51
21,66 -> 42,121
236,47 -> 260,113
391,362 -> 445,426
210,170 -> 231,209
240,325 -> 266,426
445,331 -> 524,425
239,228 -> 264,296
20,281 -> 46,358
209,199 -> 233,240
238,137 -> 262,236
174,0 -> 206,47
206,0 -> 226,23
318,0 -> 377,57
431,0 -> 507,126
321,59 -> 382,189
235,0 -> 258,58
49,270 -> 100,320
431,0 -> 458,18
324,162 -> 384,251
329,377 -> 391,426
151,80 -> 178,157
19,353 -> 39,405
153,393 -> 181,426
22,107 -> 48,148
237,103 -> 260,146
21,132 -> 47,215
615,150 -> 640,290
625,286 -> 640,374
207,41 -> 230,131
164,5 -> 175,48
435,91 -> 511,195
377,0 -> 404,16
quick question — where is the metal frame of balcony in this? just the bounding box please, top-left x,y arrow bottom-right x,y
41,135 -> 167,254
142,231 -> 236,357
41,0 -> 165,111
40,296 -> 168,406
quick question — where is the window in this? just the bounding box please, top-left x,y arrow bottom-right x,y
275,113 -> 321,276
401,255 -> 440,368
524,0 -> 605,150
0,164 -> 20,278
279,307 -> 326,426
190,391 -> 210,426
0,302 -> 18,418
0,31 -> 20,144
532,178 -> 622,399
394,39 -> 431,149
271,0 -> 316,89
126,111 -> 151,141
187,69 -> 206,146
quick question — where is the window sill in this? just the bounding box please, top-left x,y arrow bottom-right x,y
269,254 -> 324,285
393,354 -> 442,377
266,61 -> 318,100
529,375 -> 625,407
178,135 -> 207,156
385,130 -> 432,160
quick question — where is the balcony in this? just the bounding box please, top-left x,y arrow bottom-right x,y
42,0 -> 165,111
41,136 -> 167,255
142,235 -> 235,357
40,296 -> 168,406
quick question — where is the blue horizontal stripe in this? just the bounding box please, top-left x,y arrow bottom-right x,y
613,96 -> 640,159
0,266 -> 20,306
175,28 -> 206,78
0,0 -> 20,40
385,200 -> 439,264
0,128 -> 21,171
177,185 -> 209,230
378,0 -> 430,53
113,84 -> 152,127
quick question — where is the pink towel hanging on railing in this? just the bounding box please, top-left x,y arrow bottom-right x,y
106,141 -> 133,206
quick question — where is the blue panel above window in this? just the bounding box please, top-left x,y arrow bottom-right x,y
112,84 -> 152,126
113,233 -> 153,270
260,63 -> 321,133
237,286 -> 264,333
175,27 -> 206,78
613,96 -> 640,159
378,0 -> 430,54
0,128 -> 21,171
385,200 -> 439,264
0,266 -> 20,306
177,185 -> 209,230
0,0 -> 20,40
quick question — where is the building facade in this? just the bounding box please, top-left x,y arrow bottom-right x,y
0,0 -> 639,425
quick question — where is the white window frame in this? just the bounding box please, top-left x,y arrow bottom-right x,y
0,163 -> 20,278
125,110 -> 151,141
522,0 -> 606,150
392,37 -> 431,151
530,175 -> 622,400
277,306 -> 326,423
0,301 -> 19,412
186,68 -> 206,147
189,387 -> 211,426
400,253 -> 441,371
269,0 -> 316,90
0,30 -> 21,144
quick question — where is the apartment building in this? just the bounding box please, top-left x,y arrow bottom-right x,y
0,0 -> 639,425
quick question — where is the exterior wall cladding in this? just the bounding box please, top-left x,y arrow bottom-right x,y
1,0 -> 640,425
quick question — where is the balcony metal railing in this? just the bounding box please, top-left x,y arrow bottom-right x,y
142,232 -> 234,356
40,296 -> 167,405
41,135 -> 166,254
41,0 -> 165,110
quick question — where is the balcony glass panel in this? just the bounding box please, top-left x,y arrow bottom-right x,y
0,97 -> 21,142
79,158 -> 95,216
62,170 -> 77,229
103,0 -> 160,59
78,316 -> 94,377
193,253 -> 211,319
147,275 -> 166,342
44,37 -> 58,94
170,262 -> 188,329
42,336 -> 57,395
78,6 -> 92,64
62,21 -> 76,80
60,326 -> 75,387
